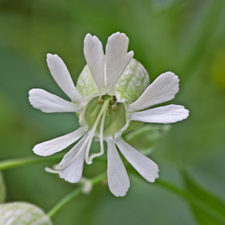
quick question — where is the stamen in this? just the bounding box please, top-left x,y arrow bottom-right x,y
110,96 -> 115,104
111,104 -> 117,111
57,98 -> 110,171
45,167 -> 59,174
111,102 -> 121,111
85,98 -> 110,164
88,102 -> 107,162
96,96 -> 104,104
85,127 -> 98,164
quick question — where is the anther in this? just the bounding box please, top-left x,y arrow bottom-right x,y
96,98 -> 104,104
111,104 -> 117,111
110,96 -> 116,104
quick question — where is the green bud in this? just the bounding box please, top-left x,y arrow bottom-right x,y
0,202 -> 52,225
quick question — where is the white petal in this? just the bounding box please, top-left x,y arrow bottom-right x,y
33,127 -> 86,156
107,139 -> 130,197
105,32 -> 134,95
116,137 -> 159,182
130,104 -> 189,124
47,54 -> 86,104
128,72 -> 179,112
59,136 -> 87,183
83,34 -> 105,94
29,88 -> 83,113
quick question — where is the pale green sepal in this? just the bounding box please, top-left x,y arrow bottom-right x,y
0,172 -> 6,203
125,124 -> 171,154
76,65 -> 99,99
115,59 -> 150,104
122,121 -> 144,135
0,202 -> 52,225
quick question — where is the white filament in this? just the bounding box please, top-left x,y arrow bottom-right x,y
88,104 -> 108,163
85,98 -> 110,164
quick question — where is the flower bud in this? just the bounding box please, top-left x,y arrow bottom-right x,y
0,202 -> 52,225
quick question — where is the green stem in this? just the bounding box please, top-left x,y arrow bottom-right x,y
47,188 -> 82,219
47,172 -> 107,218
0,154 -> 63,171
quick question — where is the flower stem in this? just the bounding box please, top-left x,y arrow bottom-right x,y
0,154 -> 63,171
47,172 -> 107,218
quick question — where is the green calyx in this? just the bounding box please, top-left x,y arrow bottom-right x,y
115,59 -> 150,103
76,58 -> 150,103
76,65 -> 98,99
76,58 -> 150,136
84,95 -> 126,137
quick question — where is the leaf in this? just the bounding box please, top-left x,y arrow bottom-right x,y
0,202 -> 52,225
182,169 -> 225,225
0,171 -> 6,203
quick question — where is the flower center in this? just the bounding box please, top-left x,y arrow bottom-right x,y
82,95 -> 126,164
84,95 -> 126,137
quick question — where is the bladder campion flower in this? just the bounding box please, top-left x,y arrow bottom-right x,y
29,32 -> 189,197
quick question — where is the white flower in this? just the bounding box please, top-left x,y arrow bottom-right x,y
29,32 -> 189,197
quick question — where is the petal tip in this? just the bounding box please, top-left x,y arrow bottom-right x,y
33,145 -> 44,156
109,183 -> 130,197
113,188 -> 130,197
108,32 -> 128,41
46,53 -> 55,60
184,108 -> 190,119
46,53 -> 60,64
28,88 -> 35,97
128,50 -> 134,58
84,33 -> 92,41
46,53 -> 52,57
59,172 -> 81,184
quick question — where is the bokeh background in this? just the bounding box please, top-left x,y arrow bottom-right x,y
1,0 -> 225,224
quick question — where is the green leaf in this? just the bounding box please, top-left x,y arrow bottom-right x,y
182,169 -> 225,225
125,124 -> 171,155
0,171 -> 6,203
0,202 -> 52,225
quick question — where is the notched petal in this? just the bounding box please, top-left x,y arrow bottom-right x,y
128,72 -> 179,112
105,32 -> 134,95
47,53 -> 86,104
83,34 -> 105,95
107,139 -> 130,197
130,104 -> 189,124
116,137 -> 159,183
29,88 -> 83,113
33,127 -> 86,156
59,136 -> 87,183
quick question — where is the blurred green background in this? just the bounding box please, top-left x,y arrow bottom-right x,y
1,0 -> 225,224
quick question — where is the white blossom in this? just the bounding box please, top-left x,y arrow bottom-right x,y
29,32 -> 189,197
